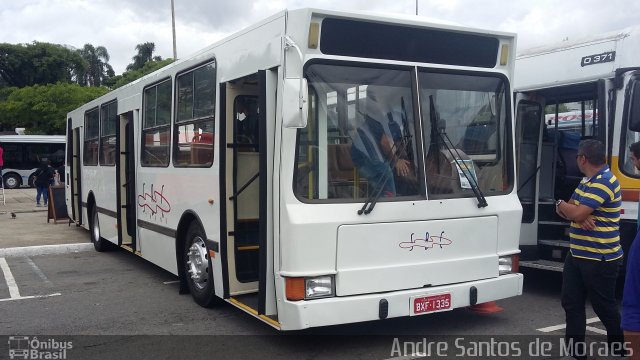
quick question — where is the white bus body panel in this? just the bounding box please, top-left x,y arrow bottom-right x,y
515,27 -> 640,92
336,216 -> 499,296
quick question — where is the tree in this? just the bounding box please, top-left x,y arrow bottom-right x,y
106,58 -> 174,89
0,83 -> 108,134
127,42 -> 161,71
0,42 -> 85,87
545,103 -> 570,114
77,44 -> 115,87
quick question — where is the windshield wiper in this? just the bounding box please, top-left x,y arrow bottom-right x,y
358,98 -> 412,215
429,95 -> 488,208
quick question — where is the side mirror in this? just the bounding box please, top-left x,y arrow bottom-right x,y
283,78 -> 309,128
629,81 -> 640,132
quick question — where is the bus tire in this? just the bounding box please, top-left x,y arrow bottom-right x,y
90,205 -> 110,252
28,174 -> 37,188
184,222 -> 219,307
3,173 -> 21,189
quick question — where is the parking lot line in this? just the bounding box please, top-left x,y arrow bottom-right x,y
537,316 -> 602,333
0,257 -> 21,298
0,293 -> 61,302
25,256 -> 53,286
585,325 -> 607,335
0,256 -> 61,302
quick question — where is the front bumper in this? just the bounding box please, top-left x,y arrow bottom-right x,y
278,273 -> 523,330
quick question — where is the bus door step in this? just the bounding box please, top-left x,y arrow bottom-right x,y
520,259 -> 564,272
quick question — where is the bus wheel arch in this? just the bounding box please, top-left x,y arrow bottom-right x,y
176,213 -> 220,307
28,172 -> 37,188
2,172 -> 22,189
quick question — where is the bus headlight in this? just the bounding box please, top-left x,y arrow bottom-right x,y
305,276 -> 334,299
285,276 -> 335,301
499,255 -> 519,275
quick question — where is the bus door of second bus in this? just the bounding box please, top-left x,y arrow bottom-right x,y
515,95 -> 544,259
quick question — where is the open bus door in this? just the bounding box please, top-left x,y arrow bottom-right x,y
116,111 -> 137,251
220,69 -> 278,323
67,122 -> 82,226
515,95 -> 544,262
517,82 -> 604,271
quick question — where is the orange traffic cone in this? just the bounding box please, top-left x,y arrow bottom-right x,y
468,301 -> 504,314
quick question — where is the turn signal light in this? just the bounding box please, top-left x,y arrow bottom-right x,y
285,277 -> 305,301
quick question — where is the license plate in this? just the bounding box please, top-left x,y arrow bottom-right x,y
412,293 -> 451,315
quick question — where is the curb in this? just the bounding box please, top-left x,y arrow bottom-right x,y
0,209 -> 48,215
0,243 -> 94,258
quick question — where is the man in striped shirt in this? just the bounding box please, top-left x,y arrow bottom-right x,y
556,139 -> 624,359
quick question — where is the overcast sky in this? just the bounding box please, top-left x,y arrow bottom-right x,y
1,0 -> 639,74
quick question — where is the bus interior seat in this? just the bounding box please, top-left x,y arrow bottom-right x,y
328,143 -> 355,181
426,148 -> 473,194
327,143 -> 362,198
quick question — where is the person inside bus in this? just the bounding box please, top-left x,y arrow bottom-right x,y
34,159 -> 54,207
555,139 -> 625,359
350,88 -> 412,197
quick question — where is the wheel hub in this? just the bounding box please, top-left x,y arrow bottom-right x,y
187,236 -> 208,290
5,177 -> 17,188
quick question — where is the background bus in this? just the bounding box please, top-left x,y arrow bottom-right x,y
514,26 -> 640,271
66,8 -> 522,330
0,135 -> 65,189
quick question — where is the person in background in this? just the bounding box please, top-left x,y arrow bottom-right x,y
555,139 -> 625,359
624,141 -> 640,360
34,160 -> 53,207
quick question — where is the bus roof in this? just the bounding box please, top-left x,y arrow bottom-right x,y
68,8 -> 517,116
0,135 -> 65,144
514,26 -> 640,92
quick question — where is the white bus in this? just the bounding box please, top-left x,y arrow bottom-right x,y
0,135 -> 66,189
66,8 -> 522,330
514,26 -> 640,271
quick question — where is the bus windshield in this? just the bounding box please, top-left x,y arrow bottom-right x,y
419,70 -> 511,200
294,63 -> 512,202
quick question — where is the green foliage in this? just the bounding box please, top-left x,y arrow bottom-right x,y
107,59 -> 174,89
0,40 -> 169,134
544,103 -> 570,114
77,44 -> 115,87
127,42 -> 158,72
0,83 -> 108,134
0,42 -> 86,87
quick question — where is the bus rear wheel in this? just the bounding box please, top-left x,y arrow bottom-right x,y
90,205 -> 110,252
3,173 -> 21,189
184,222 -> 219,307
28,174 -> 37,188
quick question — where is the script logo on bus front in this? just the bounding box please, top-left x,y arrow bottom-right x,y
398,232 -> 453,251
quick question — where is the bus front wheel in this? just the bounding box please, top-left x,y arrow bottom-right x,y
184,222 -> 218,307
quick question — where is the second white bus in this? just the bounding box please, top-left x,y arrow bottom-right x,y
0,135 -> 65,189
